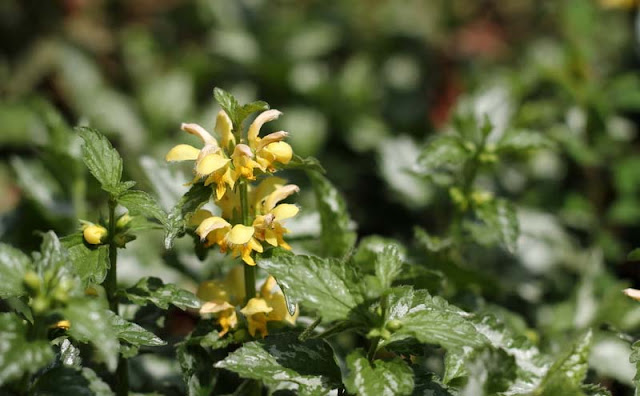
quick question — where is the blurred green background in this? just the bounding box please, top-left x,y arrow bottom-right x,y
3,0 -> 640,392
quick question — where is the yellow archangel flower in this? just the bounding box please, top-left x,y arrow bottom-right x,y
196,216 -> 263,266
247,110 -> 293,172
240,276 -> 298,338
252,184 -> 300,250
197,275 -> 239,337
165,111 -> 236,200
599,0 -> 638,8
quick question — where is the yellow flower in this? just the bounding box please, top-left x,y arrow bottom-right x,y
196,217 -> 264,266
51,320 -> 71,330
247,110 -> 293,171
240,276 -> 298,338
231,144 -> 260,181
165,113 -> 235,200
82,224 -> 107,245
253,184 -> 300,250
599,0 -> 637,8
196,266 -> 247,337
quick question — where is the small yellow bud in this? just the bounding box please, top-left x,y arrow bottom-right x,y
116,214 -> 132,230
449,187 -> 468,211
263,141 -> 293,164
386,319 -> 403,331
23,271 -> 40,291
52,320 -> 71,330
83,225 -> 108,245
471,190 -> 494,205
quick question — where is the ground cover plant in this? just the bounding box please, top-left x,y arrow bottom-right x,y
2,0 -> 640,395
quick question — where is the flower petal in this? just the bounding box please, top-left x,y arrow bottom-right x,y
200,300 -> 234,314
181,123 -> 217,146
188,209 -> 213,227
248,110 -> 282,145
227,224 -> 255,245
196,154 -> 230,176
240,298 -> 273,316
272,204 -> 299,221
257,131 -> 288,151
196,217 -> 230,240
166,144 -> 200,162
264,185 -> 300,213
214,110 -> 235,148
264,141 -> 293,164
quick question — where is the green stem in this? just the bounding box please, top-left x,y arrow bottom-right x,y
105,198 -> 128,395
240,181 -> 256,304
367,337 -> 380,362
106,199 -> 118,313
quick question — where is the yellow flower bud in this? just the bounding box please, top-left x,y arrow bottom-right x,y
116,213 -> 132,230
83,225 -> 108,245
52,320 -> 71,330
263,141 -> 293,164
23,270 -> 40,291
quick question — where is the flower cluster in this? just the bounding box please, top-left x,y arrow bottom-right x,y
166,107 -> 298,266
167,94 -> 300,338
197,267 -> 297,338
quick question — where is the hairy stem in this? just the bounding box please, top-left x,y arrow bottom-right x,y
240,181 -> 256,304
105,198 -> 128,395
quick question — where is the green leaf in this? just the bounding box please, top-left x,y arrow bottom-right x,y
282,154 -> 326,174
459,347 -> 517,396
76,126 -> 123,194
414,227 -> 452,253
307,171 -> 357,258
631,340 -> 640,394
0,243 -> 32,298
216,333 -> 340,395
165,183 -> 212,249
63,299 -> 119,372
344,349 -> 414,396
0,313 -> 54,386
236,100 -> 269,126
120,277 -> 200,310
374,245 -> 403,290
118,189 -> 168,226
472,198 -> 519,253
31,367 -> 114,396
62,234 -> 109,286
258,252 -> 362,322
176,341 -> 216,396
628,248 -> 640,261
383,287 -> 487,350
10,157 -> 71,220
107,311 -> 165,348
213,87 -> 240,124
415,135 -> 472,185
536,330 -> 593,395
496,129 -> 553,153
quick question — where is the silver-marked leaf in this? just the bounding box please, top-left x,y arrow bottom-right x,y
307,171 -> 356,258
258,252 -> 362,322
414,135 -> 471,186
496,129 -> 553,153
535,330 -> 593,395
30,366 -> 114,396
383,287 -> 487,350
472,198 -> 519,253
120,277 -> 200,310
216,333 -> 339,395
282,154 -> 326,174
107,311 -> 165,349
63,299 -> 119,372
0,313 -> 54,386
0,243 -> 32,298
344,349 -> 414,396
375,245 -> 403,290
